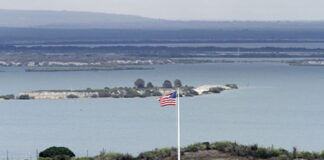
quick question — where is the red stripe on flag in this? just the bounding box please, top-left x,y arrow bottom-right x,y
158,93 -> 177,107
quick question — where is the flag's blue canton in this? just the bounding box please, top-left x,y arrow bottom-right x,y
158,91 -> 177,107
169,91 -> 177,98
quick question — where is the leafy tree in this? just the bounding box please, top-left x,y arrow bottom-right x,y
39,146 -> 75,159
18,94 -> 30,100
146,82 -> 154,88
162,80 -> 172,88
174,79 -> 182,88
134,78 -> 145,88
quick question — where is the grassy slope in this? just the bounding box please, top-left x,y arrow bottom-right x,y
75,141 -> 323,160
163,150 -> 252,160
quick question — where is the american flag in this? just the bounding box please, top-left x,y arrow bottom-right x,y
158,91 -> 177,107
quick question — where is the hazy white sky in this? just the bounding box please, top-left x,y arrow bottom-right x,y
1,0 -> 324,21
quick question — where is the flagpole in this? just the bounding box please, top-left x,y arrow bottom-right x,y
177,88 -> 181,160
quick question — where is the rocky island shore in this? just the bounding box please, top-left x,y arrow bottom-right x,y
0,79 -> 238,100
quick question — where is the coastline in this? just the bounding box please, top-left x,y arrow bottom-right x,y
1,84 -> 238,100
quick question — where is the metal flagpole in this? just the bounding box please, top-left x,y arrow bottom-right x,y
177,88 -> 181,160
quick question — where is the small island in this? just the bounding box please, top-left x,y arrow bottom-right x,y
0,79 -> 238,100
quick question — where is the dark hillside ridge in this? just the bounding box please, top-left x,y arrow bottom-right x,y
2,9 -> 324,30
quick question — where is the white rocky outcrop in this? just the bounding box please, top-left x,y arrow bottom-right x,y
193,85 -> 232,94
18,91 -> 99,99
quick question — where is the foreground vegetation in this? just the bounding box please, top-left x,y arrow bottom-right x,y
39,141 -> 324,160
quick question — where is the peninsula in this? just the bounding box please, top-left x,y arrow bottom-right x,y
0,79 -> 238,100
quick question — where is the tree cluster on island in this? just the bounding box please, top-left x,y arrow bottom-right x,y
134,78 -> 182,89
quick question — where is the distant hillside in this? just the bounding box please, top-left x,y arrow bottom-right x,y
2,9 -> 324,30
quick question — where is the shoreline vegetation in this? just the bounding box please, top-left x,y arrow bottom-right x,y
1,58 -> 324,70
24,66 -> 154,72
0,79 -> 238,100
39,141 -> 324,160
174,59 -> 324,66
288,60 -> 324,66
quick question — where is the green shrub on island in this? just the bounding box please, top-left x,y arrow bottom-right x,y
181,85 -> 199,96
141,90 -> 152,97
91,94 -> 98,98
138,147 -> 177,160
226,84 -> 239,89
0,94 -> 15,100
95,152 -> 133,160
66,94 -> 79,99
151,90 -> 162,96
124,88 -> 141,98
209,87 -> 225,93
38,157 -> 52,160
184,142 -> 209,152
18,94 -> 31,100
98,91 -> 111,97
39,146 -> 75,160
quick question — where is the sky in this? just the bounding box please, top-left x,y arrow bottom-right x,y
1,0 -> 324,21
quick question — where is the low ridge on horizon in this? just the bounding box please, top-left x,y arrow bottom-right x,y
2,9 -> 324,30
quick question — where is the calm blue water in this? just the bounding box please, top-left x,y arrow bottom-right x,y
0,61 -> 324,159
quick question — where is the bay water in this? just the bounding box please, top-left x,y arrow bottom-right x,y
0,61 -> 324,159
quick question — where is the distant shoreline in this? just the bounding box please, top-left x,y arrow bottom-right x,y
24,66 -> 154,72
0,84 -> 238,100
